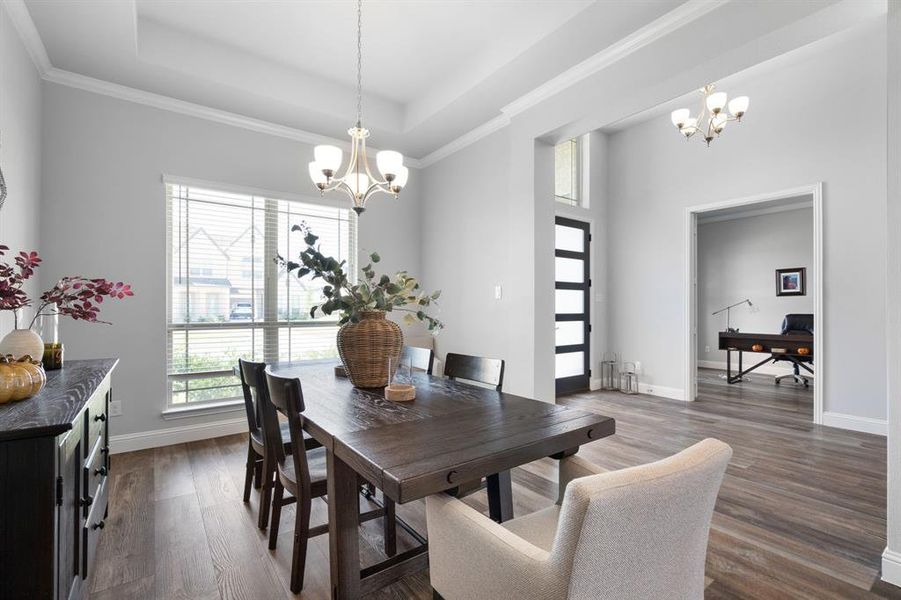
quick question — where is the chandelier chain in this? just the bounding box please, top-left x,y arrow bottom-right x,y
356,0 -> 363,127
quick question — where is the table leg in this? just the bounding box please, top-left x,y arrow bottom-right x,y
486,470 -> 513,523
327,449 -> 361,600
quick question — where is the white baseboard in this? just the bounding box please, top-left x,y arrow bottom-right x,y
109,417 -> 248,454
883,548 -> 901,586
697,359 -> 813,378
821,411 -> 887,436
637,382 -> 685,401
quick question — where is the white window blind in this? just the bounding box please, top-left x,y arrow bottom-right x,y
166,182 -> 356,407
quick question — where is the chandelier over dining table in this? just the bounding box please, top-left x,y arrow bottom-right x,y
670,84 -> 749,146
308,0 -> 408,214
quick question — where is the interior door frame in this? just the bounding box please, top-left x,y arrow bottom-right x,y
683,183 -> 823,425
555,215 -> 592,395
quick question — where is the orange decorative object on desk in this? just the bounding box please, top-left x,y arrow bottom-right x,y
0,355 -> 45,403
798,347 -> 811,356
751,344 -> 764,352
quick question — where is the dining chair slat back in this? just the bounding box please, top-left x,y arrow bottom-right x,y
444,353 -> 505,391
265,370 -> 314,496
402,345 -> 435,375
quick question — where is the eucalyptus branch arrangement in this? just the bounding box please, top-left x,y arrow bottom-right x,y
279,224 -> 443,332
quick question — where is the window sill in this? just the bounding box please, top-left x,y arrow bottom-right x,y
162,399 -> 244,420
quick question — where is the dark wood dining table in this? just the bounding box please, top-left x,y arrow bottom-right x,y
269,360 -> 615,599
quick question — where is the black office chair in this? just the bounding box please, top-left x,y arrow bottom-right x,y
774,313 -> 813,387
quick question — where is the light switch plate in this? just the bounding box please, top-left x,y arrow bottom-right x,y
109,400 -> 122,417
494,284 -> 503,300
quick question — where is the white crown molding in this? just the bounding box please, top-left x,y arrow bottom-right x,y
419,0 -> 727,168
501,0 -> 728,119
7,0 -> 718,171
42,67 -> 423,168
3,0 -> 52,74
418,114 -> 510,167
5,0 -> 424,168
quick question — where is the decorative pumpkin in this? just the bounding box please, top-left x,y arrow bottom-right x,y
751,344 -> 764,352
0,355 -> 46,404
797,347 -> 811,356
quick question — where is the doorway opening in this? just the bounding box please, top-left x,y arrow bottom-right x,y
555,216 -> 591,394
684,184 -> 823,424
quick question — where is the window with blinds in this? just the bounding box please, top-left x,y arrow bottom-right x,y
166,182 -> 356,407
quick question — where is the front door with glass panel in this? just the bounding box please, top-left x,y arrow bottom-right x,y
555,217 -> 590,394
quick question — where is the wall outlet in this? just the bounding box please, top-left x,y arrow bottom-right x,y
705,345 -> 710,353
109,400 -> 122,417
494,284 -> 503,300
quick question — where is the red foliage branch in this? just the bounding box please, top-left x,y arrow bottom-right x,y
0,246 -> 134,329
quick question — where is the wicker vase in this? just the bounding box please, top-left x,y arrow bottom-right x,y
337,311 -> 403,388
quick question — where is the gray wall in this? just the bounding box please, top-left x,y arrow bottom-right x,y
606,24 -> 886,420
40,82 -> 423,437
697,208 -> 814,368
0,4 -> 43,328
420,127 -> 512,367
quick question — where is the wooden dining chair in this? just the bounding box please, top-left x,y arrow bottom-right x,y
442,352 -> 511,521
263,368 -> 399,593
402,345 -> 435,375
239,358 -> 320,530
443,352 -> 505,391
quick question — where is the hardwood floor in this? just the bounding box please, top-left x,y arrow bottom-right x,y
89,368 -> 901,599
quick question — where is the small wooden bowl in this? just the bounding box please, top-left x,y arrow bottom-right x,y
334,364 -> 347,378
751,344 -> 764,352
385,383 -> 416,402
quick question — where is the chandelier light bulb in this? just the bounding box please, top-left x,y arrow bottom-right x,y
712,113 -> 728,133
391,166 -> 409,193
308,162 -> 328,188
728,96 -> 749,119
313,145 -> 343,176
706,92 -> 728,114
671,108 -> 690,128
376,150 -> 404,179
681,117 -> 699,137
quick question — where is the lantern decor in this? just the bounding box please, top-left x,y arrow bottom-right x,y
600,352 -> 619,391
619,361 -> 639,395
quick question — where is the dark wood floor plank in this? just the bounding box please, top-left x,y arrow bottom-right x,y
153,493 -> 220,600
90,368 -> 901,599
153,443 -> 196,501
89,466 -> 156,594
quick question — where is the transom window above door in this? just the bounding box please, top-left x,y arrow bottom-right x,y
165,181 -> 356,409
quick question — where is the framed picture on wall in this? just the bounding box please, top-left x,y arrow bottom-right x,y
776,267 -> 807,296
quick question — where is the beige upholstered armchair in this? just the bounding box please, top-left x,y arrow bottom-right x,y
426,438 -> 732,600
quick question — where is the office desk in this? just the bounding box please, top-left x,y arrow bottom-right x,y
718,331 -> 814,384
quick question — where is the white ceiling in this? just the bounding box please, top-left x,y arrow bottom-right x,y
21,0 -> 686,159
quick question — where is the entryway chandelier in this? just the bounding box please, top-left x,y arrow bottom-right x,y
670,84 -> 749,146
308,0 -> 407,214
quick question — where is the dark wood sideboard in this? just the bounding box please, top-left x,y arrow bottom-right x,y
0,359 -> 118,600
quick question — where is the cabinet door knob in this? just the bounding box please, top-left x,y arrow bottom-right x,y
94,466 -> 108,477
92,520 -> 105,531
82,495 -> 94,507
94,413 -> 107,422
